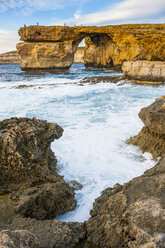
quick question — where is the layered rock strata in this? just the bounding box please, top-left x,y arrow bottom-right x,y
0,51 -> 21,64
17,24 -> 165,70
127,96 -> 165,160
122,61 -> 165,83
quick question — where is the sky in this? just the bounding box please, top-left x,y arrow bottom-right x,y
0,0 -> 165,53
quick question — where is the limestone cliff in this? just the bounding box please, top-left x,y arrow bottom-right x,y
0,51 -> 20,64
17,24 -> 165,70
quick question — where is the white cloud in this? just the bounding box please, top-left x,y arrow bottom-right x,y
0,29 -> 19,53
53,0 -> 165,25
0,0 -> 78,14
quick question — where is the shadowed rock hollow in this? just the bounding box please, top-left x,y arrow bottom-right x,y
17,24 -> 165,70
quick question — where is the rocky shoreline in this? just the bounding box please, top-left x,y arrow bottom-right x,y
0,96 -> 165,247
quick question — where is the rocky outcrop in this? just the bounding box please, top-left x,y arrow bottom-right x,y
122,61 -> 165,83
127,96 -> 165,160
0,230 -> 40,248
0,51 -> 21,64
17,24 -> 165,70
81,97 -> 165,248
0,117 -> 86,247
85,156 -> 165,248
0,117 -> 76,219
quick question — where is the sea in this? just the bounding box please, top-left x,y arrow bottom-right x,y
0,63 -> 164,222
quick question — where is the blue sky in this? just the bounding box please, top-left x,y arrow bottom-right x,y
0,0 -> 165,53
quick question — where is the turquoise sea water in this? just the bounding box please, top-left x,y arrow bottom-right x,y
0,63 -> 164,222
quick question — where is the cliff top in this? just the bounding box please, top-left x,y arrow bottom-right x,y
18,24 -> 165,42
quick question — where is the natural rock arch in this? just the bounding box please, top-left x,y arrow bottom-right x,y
16,24 -> 165,71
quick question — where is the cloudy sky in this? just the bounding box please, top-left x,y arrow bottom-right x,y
0,0 -> 165,53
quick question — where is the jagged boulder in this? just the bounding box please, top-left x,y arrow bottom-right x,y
0,117 -> 76,219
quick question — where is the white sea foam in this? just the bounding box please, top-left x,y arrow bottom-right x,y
0,65 -> 164,222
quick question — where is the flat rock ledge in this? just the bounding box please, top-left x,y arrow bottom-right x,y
122,61 -> 165,84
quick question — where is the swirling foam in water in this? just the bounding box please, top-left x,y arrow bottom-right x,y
0,63 -> 164,222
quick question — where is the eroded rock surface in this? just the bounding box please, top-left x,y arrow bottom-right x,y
0,117 -> 76,219
17,24 -> 165,70
122,61 -> 165,83
127,96 -> 165,160
0,230 -> 40,248
85,156 -> 165,248
83,97 -> 165,248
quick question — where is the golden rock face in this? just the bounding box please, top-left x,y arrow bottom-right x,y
17,24 -> 165,70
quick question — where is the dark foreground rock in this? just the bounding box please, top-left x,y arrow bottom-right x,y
0,230 -> 40,248
127,96 -> 165,160
0,117 -> 76,219
85,155 -> 165,248
0,117 -> 85,248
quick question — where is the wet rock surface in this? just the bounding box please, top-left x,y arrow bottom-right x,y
80,75 -> 125,84
127,96 -> 165,160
